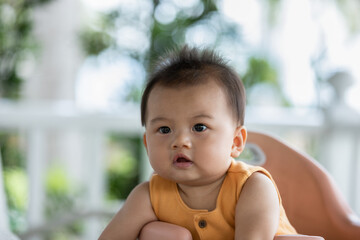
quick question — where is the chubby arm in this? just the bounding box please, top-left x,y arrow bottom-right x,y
99,182 -> 157,240
235,172 -> 280,240
139,221 -> 193,240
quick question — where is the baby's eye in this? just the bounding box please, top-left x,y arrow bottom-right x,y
192,124 -> 207,132
158,126 -> 171,134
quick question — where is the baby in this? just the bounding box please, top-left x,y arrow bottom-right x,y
99,46 -> 297,240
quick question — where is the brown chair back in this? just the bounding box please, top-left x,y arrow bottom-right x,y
247,131 -> 360,240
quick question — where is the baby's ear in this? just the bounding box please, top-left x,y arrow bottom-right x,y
143,133 -> 148,149
231,126 -> 247,158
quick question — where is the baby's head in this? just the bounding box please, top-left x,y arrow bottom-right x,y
141,45 -> 246,127
141,46 -> 247,185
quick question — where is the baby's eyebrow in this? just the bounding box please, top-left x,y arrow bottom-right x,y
192,114 -> 214,120
149,114 -> 213,124
149,117 -> 168,125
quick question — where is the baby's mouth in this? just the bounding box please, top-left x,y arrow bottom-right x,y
173,154 -> 193,168
176,157 -> 191,162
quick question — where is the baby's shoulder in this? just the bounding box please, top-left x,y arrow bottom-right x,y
227,160 -> 266,176
226,160 -> 274,195
131,181 -> 151,197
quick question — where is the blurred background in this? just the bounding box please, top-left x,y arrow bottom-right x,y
0,0 -> 360,239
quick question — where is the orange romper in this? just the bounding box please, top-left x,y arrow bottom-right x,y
149,160 -> 297,240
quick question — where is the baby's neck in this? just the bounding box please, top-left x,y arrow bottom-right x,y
177,175 -> 226,211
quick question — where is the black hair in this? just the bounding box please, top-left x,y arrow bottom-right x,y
141,45 -> 246,126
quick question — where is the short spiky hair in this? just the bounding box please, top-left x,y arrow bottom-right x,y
141,45 -> 246,126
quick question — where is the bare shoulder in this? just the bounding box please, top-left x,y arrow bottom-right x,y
130,181 -> 151,198
243,172 -> 278,196
235,172 -> 279,240
99,181 -> 157,240
238,172 -> 279,212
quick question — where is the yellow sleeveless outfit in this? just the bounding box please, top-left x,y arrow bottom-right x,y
149,160 -> 297,240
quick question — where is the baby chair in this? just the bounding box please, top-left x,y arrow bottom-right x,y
140,131 -> 360,240
247,131 -> 360,240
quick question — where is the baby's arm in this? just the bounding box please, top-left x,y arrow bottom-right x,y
139,221 -> 193,240
235,172 -> 280,240
99,182 -> 157,240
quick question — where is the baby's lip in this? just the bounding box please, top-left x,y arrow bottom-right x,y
173,153 -> 192,163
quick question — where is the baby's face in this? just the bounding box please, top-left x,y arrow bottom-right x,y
143,79 -> 244,186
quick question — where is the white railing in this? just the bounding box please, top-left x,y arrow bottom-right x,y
0,100 -> 359,239
0,101 -> 149,240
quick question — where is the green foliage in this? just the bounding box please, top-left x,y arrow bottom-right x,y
3,168 -> 27,211
46,166 -> 71,197
148,0 -> 220,64
3,168 -> 27,233
242,57 -> 278,90
266,0 -> 282,27
45,166 -> 83,239
107,171 -> 138,200
79,29 -> 114,56
81,0 -> 243,103
0,0 -> 53,99
124,83 -> 143,103
2,149 -> 83,235
79,12 -> 116,56
335,0 -> 360,34
0,133 -> 25,168
242,56 -> 290,106
1,132 -> 27,233
106,137 -> 139,200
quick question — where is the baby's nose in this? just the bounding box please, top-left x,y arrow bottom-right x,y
171,132 -> 192,149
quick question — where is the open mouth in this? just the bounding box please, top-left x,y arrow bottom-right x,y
176,157 -> 192,163
173,154 -> 193,167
